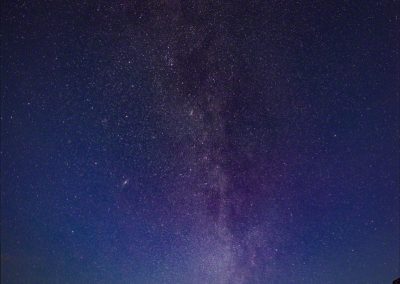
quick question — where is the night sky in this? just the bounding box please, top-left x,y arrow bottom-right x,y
1,1 -> 399,283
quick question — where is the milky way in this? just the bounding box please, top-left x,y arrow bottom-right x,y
2,1 -> 399,283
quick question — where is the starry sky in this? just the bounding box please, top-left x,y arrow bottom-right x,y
1,1 -> 399,283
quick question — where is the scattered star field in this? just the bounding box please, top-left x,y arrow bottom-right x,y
1,1 -> 399,283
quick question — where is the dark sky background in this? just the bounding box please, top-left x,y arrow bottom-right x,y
1,1 -> 399,283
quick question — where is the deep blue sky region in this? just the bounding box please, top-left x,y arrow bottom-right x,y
1,1 -> 399,283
